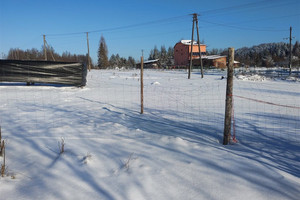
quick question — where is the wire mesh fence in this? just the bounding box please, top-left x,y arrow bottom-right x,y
0,68 -> 299,144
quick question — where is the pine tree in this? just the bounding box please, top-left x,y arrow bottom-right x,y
127,56 -> 136,68
97,35 -> 109,69
115,54 -> 121,67
148,49 -> 154,60
160,45 -> 167,67
109,54 -> 117,67
153,46 -> 159,60
167,46 -> 174,66
167,47 -> 173,58
293,41 -> 300,57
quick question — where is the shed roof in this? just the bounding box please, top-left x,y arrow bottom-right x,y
202,55 -> 227,60
143,59 -> 159,64
136,59 -> 159,65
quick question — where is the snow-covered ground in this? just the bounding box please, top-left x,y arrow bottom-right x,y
235,67 -> 300,82
0,69 -> 299,200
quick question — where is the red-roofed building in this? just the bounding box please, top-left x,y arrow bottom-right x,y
174,40 -> 229,69
174,40 -> 206,67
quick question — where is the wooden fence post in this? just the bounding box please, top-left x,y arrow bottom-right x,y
1,140 -> 5,177
223,47 -> 234,145
0,141 -> 3,157
0,126 -> 3,157
140,56 -> 144,114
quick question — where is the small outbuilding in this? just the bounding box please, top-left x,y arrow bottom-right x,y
0,60 -> 87,87
136,59 -> 160,69
202,55 -> 227,68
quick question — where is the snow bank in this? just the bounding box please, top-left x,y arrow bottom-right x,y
236,74 -> 268,81
151,81 -> 160,85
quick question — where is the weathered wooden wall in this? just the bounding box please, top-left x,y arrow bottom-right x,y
0,60 -> 87,87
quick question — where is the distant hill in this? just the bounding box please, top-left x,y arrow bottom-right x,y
235,41 -> 300,67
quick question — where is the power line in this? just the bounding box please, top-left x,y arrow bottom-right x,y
200,19 -> 287,32
198,11 -> 299,32
196,15 -> 297,38
43,0 -> 298,37
45,26 -> 190,45
201,0 -> 275,15
45,15 -> 189,37
228,13 -> 300,26
200,0 -> 298,17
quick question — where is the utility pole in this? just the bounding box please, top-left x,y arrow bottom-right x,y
188,15 -> 195,79
140,50 -> 144,114
45,42 -> 55,61
284,26 -> 294,75
43,35 -> 47,61
289,26 -> 292,75
195,14 -> 204,78
42,35 -> 55,61
189,13 -> 204,79
223,47 -> 234,145
86,32 -> 91,71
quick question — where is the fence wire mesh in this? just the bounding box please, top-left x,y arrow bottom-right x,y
0,69 -> 299,144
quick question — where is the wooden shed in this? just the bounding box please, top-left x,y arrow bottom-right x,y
202,55 -> 227,68
0,60 -> 87,87
136,59 -> 160,69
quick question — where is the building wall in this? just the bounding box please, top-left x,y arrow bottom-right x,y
174,42 -> 206,66
188,45 -> 206,58
213,57 -> 227,68
174,43 -> 189,66
203,57 -> 227,68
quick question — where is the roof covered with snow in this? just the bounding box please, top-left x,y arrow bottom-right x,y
180,40 -> 205,46
143,59 -> 159,64
202,55 -> 227,60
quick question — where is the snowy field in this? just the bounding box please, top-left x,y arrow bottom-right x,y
0,69 -> 299,200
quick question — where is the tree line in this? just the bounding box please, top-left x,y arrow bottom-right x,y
6,46 -> 93,67
207,41 -> 300,67
97,36 -> 136,69
97,36 -> 174,69
235,41 -> 300,67
4,35 -> 299,69
4,35 -> 137,69
148,45 -> 174,68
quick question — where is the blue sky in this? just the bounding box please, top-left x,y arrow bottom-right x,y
0,0 -> 299,63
